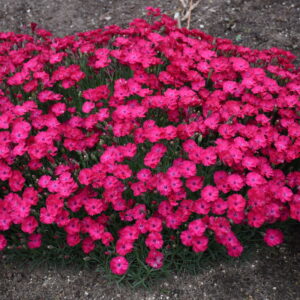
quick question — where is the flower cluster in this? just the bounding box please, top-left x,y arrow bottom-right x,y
0,7 -> 299,275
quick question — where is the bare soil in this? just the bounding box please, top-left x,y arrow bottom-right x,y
0,242 -> 300,300
0,0 -> 299,299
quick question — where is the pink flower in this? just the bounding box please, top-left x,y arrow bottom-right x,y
223,81 -> 238,94
116,239 -> 134,256
290,203 -> 300,221
209,217 -> 231,235
38,90 -> 62,103
188,219 -> 207,237
214,171 -> 228,185
49,52 -> 66,64
186,176 -> 204,192
135,218 -> 148,234
84,198 -> 104,216
67,194 -> 83,213
169,178 -> 183,193
55,209 -> 70,227
145,250 -> 164,269
192,236 -> 209,253
131,181 -> 147,196
144,152 -> 161,169
82,237 -> 95,254
230,57 -> 249,72
21,216 -> 38,234
7,71 -> 29,85
246,172 -> 266,187
66,233 -> 81,247
180,160 -> 197,178
145,232 -> 163,250
82,101 -> 95,113
27,233 -> 42,249
11,121 -> 31,143
158,201 -> 173,217
165,213 -> 183,229
227,209 -> 245,224
38,175 -> 52,188
227,243 -> 244,257
110,256 -> 129,275
157,177 -> 172,196
113,164 -> 132,180
8,170 -> 25,192
194,199 -> 211,215
227,174 -> 244,191
201,185 -> 219,203
40,207 -> 56,224
265,203 -> 281,222
101,232 -> 114,246
247,210 -> 265,228
212,198 -> 228,215
167,166 -> 181,178
264,229 -> 284,247
147,217 -> 163,232
82,85 -> 109,102
277,186 -> 293,203
51,102 -> 66,116
180,230 -> 193,246
64,218 -> 81,235
0,162 -> 12,181
162,125 -> 177,140
137,169 -> 152,182
118,225 -> 139,241
0,234 -> 7,250
242,156 -> 260,170
227,194 -> 246,212
88,222 -> 105,241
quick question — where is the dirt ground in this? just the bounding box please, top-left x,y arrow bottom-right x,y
0,0 -> 299,299
0,240 -> 300,300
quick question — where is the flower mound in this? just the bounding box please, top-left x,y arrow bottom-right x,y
0,7 -> 299,276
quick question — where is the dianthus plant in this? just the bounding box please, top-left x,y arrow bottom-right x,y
0,7 -> 299,276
